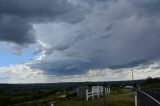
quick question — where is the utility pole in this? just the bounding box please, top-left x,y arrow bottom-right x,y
132,69 -> 134,81
131,69 -> 134,87
132,69 -> 137,106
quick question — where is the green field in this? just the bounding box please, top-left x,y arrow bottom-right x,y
54,88 -> 134,106
54,95 -> 134,106
17,88 -> 134,106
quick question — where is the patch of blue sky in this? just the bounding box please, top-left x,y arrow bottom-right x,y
0,47 -> 35,66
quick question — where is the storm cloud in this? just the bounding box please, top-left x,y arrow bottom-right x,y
32,0 -> 160,75
1,0 -> 160,76
0,0 -> 85,45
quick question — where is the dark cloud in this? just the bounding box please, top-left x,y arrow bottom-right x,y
131,0 -> 160,16
0,0 -> 85,45
0,16 -> 35,45
31,0 -> 160,75
33,58 -> 89,75
1,0 -> 160,76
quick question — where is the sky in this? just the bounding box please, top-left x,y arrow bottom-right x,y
0,0 -> 160,83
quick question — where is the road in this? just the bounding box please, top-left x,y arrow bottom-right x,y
137,88 -> 160,106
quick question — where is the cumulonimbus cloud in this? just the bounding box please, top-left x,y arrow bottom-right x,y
32,0 -> 160,75
0,0 -> 86,45
1,0 -> 160,76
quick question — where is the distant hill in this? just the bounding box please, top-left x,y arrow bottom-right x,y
0,79 -> 146,90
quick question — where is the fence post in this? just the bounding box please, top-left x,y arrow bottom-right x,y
50,103 -> 54,106
86,89 -> 88,101
138,86 -> 141,90
105,88 -> 106,95
98,91 -> 99,98
107,88 -> 109,95
135,92 -> 137,106
101,86 -> 103,96
92,89 -> 94,100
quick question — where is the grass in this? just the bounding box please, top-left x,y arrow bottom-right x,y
14,88 -> 135,106
105,94 -> 134,106
54,94 -> 134,106
110,87 -> 133,95
54,88 -> 135,106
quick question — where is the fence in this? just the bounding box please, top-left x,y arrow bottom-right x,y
86,86 -> 110,101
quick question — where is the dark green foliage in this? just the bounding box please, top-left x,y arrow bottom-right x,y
66,92 -> 77,98
0,88 -> 63,105
141,77 -> 160,88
